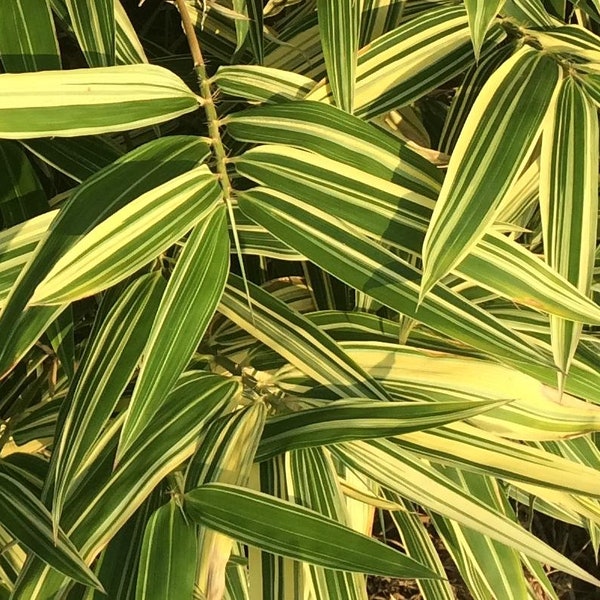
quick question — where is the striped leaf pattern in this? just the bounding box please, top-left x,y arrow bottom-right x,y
65,0 -> 116,66
256,398 -> 508,462
316,0 -> 360,113
117,206 -> 229,459
539,76 -> 599,382
0,136 -> 209,372
11,373 -> 239,599
135,500 -> 197,600
421,47 -> 560,297
185,404 -> 266,600
30,167 -> 221,305
185,483 -> 439,579
336,440 -> 600,586
50,273 -> 166,529
287,448 -> 367,599
306,5 -> 504,118
0,65 -> 200,138
0,472 -> 101,590
219,274 -> 389,400
464,0 -> 504,60
0,0 -> 61,72
214,66 -> 315,103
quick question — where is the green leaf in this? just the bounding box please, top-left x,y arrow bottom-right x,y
0,141 -> 47,218
238,187 -> 552,376
339,341 -> 600,436
0,136 -> 209,376
185,483 -> 439,580
89,487 -> 164,600
0,0 -> 61,72
464,0 -> 505,60
185,403 -> 266,600
0,65 -> 200,138
421,47 -> 560,298
11,373 -> 239,599
50,273 -> 166,529
396,422 -> 600,497
235,143 -> 600,324
30,166 -> 221,305
244,0 -> 264,63
306,5 -> 504,118
0,472 -> 101,590
117,206 -> 229,459
225,100 -> 443,199
219,274 -> 389,401
65,0 -> 116,66
0,305 -> 66,378
288,448 -> 366,599
317,0 -> 360,113
214,65 -> 315,103
256,397 -> 509,462
539,77 -> 599,381
337,439 -> 600,587
22,136 -> 123,183
0,212 -> 56,304
135,501 -> 197,600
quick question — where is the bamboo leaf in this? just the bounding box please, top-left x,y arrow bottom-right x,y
306,5 -> 505,118
256,397 -> 509,462
317,0 -> 360,113
50,273 -> 166,529
214,65 -> 315,103
235,143 -> 600,324
135,501 -> 197,600
0,0 -> 61,72
0,472 -> 101,590
337,440 -> 600,587
464,0 -> 505,61
0,136 -> 209,377
22,136 -> 123,183
117,206 -> 229,459
30,166 -> 221,305
185,403 -> 266,600
219,274 -> 390,401
238,187 -> 553,377
0,65 -> 200,138
65,0 -> 116,66
539,77 -> 599,381
185,483 -> 439,580
287,448 -> 366,599
10,373 -> 239,599
421,47 -> 560,298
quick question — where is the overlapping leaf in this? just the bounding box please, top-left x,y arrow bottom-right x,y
464,0 -> 504,60
306,5 -> 505,118
336,440 -> 600,586
421,47 -> 560,297
0,472 -> 101,590
50,273 -> 165,530
11,373 -> 239,599
0,136 -> 209,375
117,206 -> 229,460
219,274 -> 389,401
135,500 -> 197,600
256,397 -> 509,461
316,0 -> 360,113
30,166 -> 221,306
